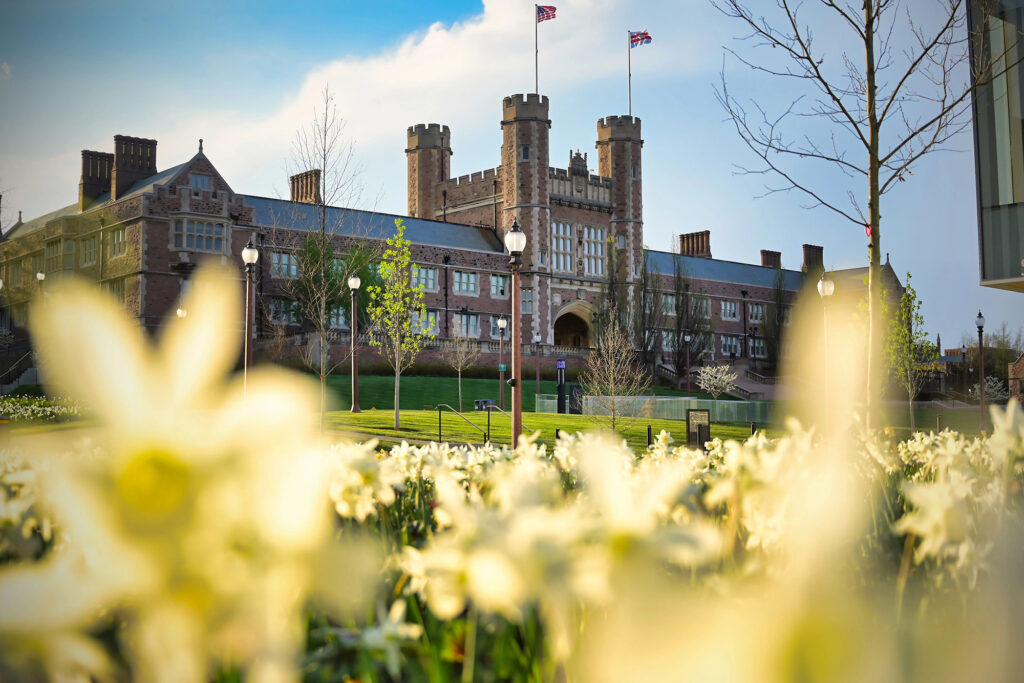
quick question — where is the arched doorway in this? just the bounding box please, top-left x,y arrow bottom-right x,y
554,312 -> 590,347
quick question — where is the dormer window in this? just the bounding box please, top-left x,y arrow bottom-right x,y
190,174 -> 211,191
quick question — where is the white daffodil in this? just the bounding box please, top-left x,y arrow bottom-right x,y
0,264 -> 375,682
360,599 -> 423,679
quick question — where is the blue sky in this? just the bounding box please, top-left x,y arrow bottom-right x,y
0,0 -> 1019,346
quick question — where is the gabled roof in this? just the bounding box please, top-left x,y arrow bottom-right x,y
645,250 -> 805,291
2,160 -> 190,241
239,195 -> 505,253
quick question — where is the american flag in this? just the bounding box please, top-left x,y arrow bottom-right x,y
630,30 -> 652,48
537,5 -> 556,22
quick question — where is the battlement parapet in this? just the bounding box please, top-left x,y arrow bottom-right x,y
502,93 -> 550,122
547,167 -> 611,188
596,115 -> 642,142
406,123 -> 451,149
449,167 -> 500,187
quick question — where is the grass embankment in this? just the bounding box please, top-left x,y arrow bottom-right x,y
324,373 -> 718,413
327,408 -> 766,452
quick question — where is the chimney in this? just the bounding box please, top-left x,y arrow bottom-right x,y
111,135 -> 157,200
760,249 -> 781,269
802,244 -> 824,272
289,169 -> 323,205
679,230 -> 712,258
79,150 -> 114,211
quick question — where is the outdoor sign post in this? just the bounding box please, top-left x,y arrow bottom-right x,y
687,408 -> 711,450
556,359 -> 566,414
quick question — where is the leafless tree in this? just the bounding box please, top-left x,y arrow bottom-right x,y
713,0 -> 1019,426
633,257 -> 665,378
581,324 -> 652,432
266,85 -> 382,426
671,258 -> 715,387
441,323 -> 483,411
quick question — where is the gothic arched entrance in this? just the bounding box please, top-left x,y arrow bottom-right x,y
553,301 -> 595,348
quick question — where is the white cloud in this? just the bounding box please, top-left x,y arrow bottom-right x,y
0,62 -> 10,80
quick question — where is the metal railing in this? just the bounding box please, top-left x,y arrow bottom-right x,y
435,404 -> 487,443
0,351 -> 34,387
744,369 -> 778,385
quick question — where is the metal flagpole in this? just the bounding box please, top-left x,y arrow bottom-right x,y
535,5 -> 539,94
627,31 -> 632,116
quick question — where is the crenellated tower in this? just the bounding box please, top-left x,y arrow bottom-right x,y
596,116 -> 643,282
405,123 -> 452,219
500,93 -> 551,343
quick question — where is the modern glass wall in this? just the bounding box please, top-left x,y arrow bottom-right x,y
970,0 -> 1024,288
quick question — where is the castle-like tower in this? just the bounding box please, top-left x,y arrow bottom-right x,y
597,116 -> 643,285
405,123 -> 452,219
405,93 -> 644,348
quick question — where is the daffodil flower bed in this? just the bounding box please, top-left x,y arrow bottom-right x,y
2,266 -> 1024,682
0,396 -> 80,423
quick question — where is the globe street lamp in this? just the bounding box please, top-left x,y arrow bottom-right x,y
684,332 -> 692,393
977,310 -> 986,429
497,316 -> 507,410
505,218 -> 526,448
176,307 -> 187,319
817,273 -> 834,429
241,235 -> 260,396
348,274 -> 362,413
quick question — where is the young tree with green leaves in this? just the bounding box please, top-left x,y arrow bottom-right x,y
366,219 -> 433,430
886,273 -> 936,433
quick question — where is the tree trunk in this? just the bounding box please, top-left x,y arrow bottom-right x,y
320,330 -> 327,431
458,369 -> 463,412
394,365 -> 401,431
865,0 -> 882,431
908,393 -> 915,433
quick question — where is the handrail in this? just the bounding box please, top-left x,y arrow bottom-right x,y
435,404 -> 488,439
744,369 -> 778,385
485,404 -> 535,434
0,351 -> 33,385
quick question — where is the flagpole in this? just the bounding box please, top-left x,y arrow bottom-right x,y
535,5 -> 539,94
627,31 -> 632,117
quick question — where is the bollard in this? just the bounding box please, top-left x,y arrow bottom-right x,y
936,414 -> 944,431
438,407 -> 442,443
647,425 -> 653,446
750,422 -> 757,436
487,407 -> 491,443
555,428 -> 561,440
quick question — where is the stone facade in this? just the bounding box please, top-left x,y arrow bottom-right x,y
1,92 -> 832,376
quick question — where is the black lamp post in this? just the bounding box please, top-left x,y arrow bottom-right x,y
505,218 -> 526,448
817,273 -> 835,428
497,316 -> 507,410
684,332 -> 692,393
241,235 -> 259,396
349,274 -> 361,413
977,310 -> 986,429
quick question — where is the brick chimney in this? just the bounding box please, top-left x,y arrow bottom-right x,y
111,135 -> 157,200
802,244 -> 824,272
760,249 -> 781,269
289,169 -> 322,205
79,150 -> 114,211
679,230 -> 712,258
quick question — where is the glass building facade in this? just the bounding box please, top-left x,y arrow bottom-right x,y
970,0 -> 1024,291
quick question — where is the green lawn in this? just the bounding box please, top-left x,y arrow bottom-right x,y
324,373 -> 719,413
327,408 -> 765,452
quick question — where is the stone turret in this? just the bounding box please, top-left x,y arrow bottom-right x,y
405,123 -> 452,219
597,115 -> 643,283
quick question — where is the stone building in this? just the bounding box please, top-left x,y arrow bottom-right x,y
0,92 -> 844,379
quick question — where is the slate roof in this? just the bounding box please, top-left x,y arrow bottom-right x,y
240,195 -> 505,253
2,161 -> 190,241
645,250 -> 805,291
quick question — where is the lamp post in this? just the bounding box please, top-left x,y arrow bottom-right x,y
817,273 -> 834,429
241,235 -> 259,396
534,333 -> 542,401
977,310 -> 986,429
505,218 -> 526,448
497,316 -> 507,410
684,332 -> 692,393
348,274 -> 362,413
961,344 -> 967,401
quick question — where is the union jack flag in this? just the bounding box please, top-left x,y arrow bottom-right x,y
537,5 -> 556,22
630,30 -> 652,48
